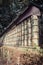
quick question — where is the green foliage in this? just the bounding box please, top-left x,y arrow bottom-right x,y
39,48 -> 43,56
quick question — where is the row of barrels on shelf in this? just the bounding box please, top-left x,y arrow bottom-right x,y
3,15 -> 39,47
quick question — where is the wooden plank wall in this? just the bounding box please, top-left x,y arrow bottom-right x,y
3,15 -> 39,47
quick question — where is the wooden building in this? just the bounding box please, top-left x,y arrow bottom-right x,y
0,0 -> 43,48
0,15 -> 40,47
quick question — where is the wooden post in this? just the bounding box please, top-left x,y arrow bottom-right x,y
21,22 -> 25,47
31,15 -> 39,46
24,20 -> 28,47
28,18 -> 32,46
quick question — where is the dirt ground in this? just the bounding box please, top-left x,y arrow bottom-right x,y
0,46 -> 43,65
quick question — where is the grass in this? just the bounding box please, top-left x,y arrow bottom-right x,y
0,46 -> 43,65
